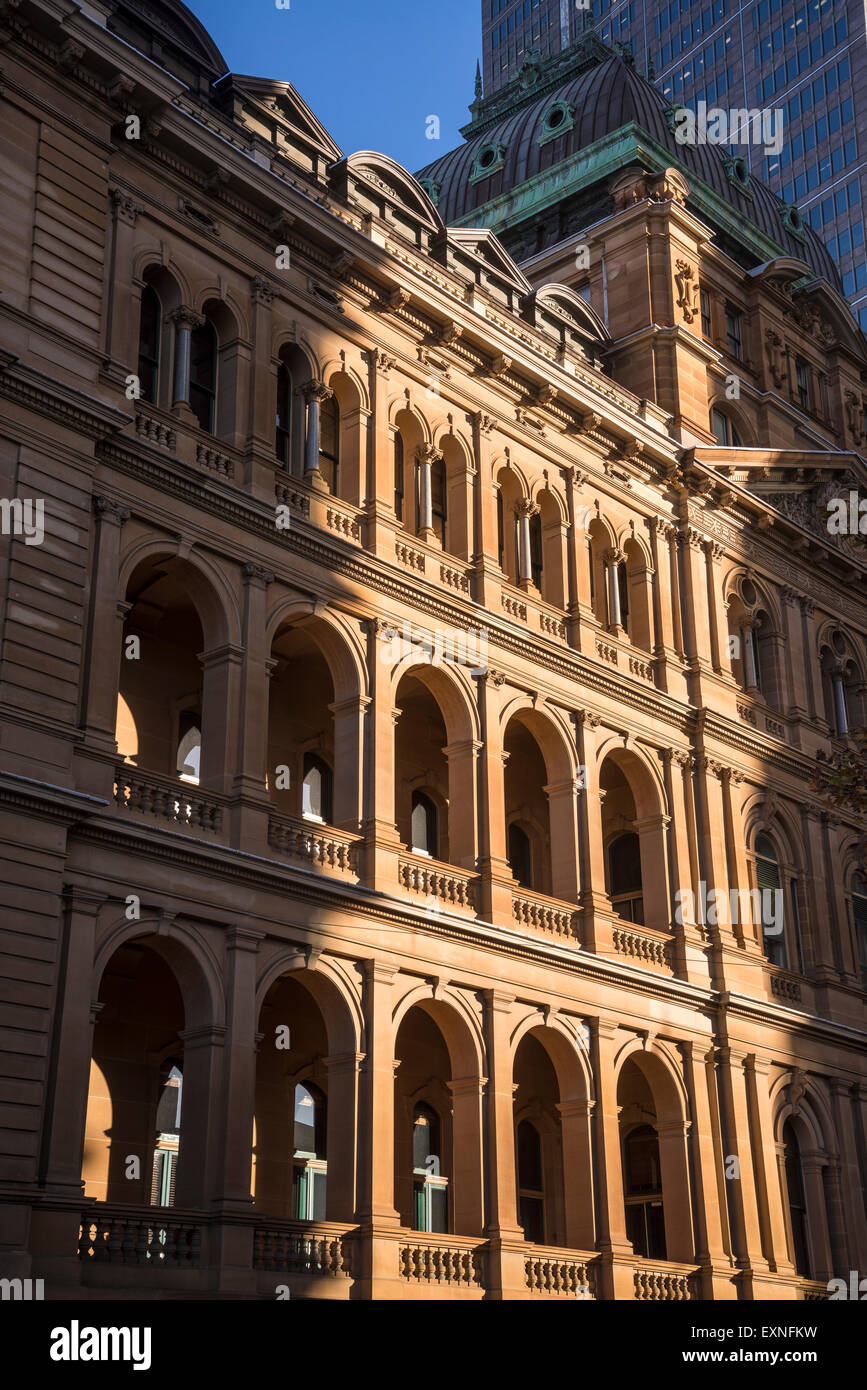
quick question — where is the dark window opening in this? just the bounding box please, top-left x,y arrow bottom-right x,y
189,319 -> 217,432
137,284 -> 161,404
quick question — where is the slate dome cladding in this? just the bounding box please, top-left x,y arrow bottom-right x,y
416,52 -> 841,290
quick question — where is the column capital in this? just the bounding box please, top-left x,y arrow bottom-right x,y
242,562 -> 275,589
169,305 -> 205,331
302,378 -> 333,404
414,443 -> 443,465
250,275 -> 277,307
93,494 -> 131,525
517,498 -> 539,520
361,959 -> 399,985
484,988 -> 516,1013
226,926 -> 266,953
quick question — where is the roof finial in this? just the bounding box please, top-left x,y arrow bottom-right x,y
474,59 -> 483,101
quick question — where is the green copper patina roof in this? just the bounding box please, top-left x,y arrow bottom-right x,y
417,43 -> 840,289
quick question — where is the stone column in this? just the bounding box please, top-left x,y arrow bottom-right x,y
557,1098 -> 596,1251
703,541 -> 734,678
656,1119 -> 695,1263
79,496 -> 131,796
677,528 -> 714,672
199,642 -> 245,797
482,990 -> 526,1299
174,1023 -> 226,1210
648,520 -> 681,690
832,667 -> 849,734
715,1047 -> 770,1289
415,444 -> 439,543
230,564 -> 274,852
829,1078 -> 867,1271
681,1041 -> 735,1297
544,777 -> 580,903
516,499 -> 537,588
362,619 -> 402,892
245,276 -> 278,500
170,306 -> 204,416
363,348 -> 397,556
799,597 -> 819,720
475,670 -> 513,926
574,711 -> 613,955
591,1020 -> 635,1300
354,961 -> 402,1299
106,189 -> 142,373
444,738 -> 481,870
323,1051 -> 364,1222
604,548 -> 625,632
447,1076 -> 486,1237
330,695 -> 369,831
745,1055 -> 796,1280
470,413 -> 503,608
780,587 -> 809,726
661,750 -> 706,983
719,766 -> 758,951
800,1154 -> 834,1283
741,619 -> 760,694
302,379 -> 333,486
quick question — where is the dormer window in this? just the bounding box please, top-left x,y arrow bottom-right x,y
539,100 -> 575,146
724,155 -> 753,196
470,142 -> 506,183
780,204 -> 807,243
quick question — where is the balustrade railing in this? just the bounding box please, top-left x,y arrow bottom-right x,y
612,924 -> 672,970
398,853 -> 478,913
113,766 -> 224,835
253,1220 -> 353,1278
525,1246 -> 597,1297
399,1234 -> 485,1289
268,813 -> 361,878
79,1206 -> 202,1267
633,1260 -> 697,1300
512,888 -> 580,942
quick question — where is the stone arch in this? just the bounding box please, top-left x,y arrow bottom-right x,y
92,913 -> 223,1032
118,539 -> 241,650
615,1037 -> 694,1262
597,742 -> 670,932
510,1011 -> 593,1104
392,653 -> 480,745
502,701 -> 578,901
255,952 -> 362,1063
708,394 -> 755,446
265,599 -> 367,704
770,1071 -> 840,1281
392,984 -> 485,1080
194,286 -> 249,344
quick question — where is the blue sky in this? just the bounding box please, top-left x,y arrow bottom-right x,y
186,0 -> 480,173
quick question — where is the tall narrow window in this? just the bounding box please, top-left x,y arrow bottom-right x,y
151,1062 -> 182,1208
795,356 -> 811,411
275,362 -> 292,467
411,791 -> 438,857
508,822 -> 533,889
431,454 -> 447,548
177,715 -> 201,785
617,560 -> 630,626
393,433 -> 404,522
756,833 -> 787,968
711,407 -> 742,446
189,319 -> 217,432
587,538 -> 595,604
302,752 -> 333,824
293,1082 -> 327,1221
782,1121 -> 811,1277
623,1125 -> 666,1260
700,285 -> 712,337
497,490 -> 505,570
137,285 -> 161,404
850,871 -> 867,987
725,304 -> 743,359
319,393 -> 340,492
517,1120 -> 545,1243
608,832 -> 643,924
529,510 -> 543,590
412,1103 -> 448,1233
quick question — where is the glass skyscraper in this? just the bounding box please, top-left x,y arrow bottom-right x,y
481,0 -> 867,328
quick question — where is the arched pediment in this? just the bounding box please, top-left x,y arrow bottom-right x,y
525,282 -> 610,344
331,152 -> 444,232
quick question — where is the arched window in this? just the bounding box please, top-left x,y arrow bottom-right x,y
850,870 -> 867,987
151,1062 -> 182,1207
529,510 -> 543,590
755,832 -> 786,968
608,832 -> 643,924
516,1119 -> 545,1243
176,718 -> 201,785
319,393 -> 340,492
275,361 -> 292,467
137,284 -> 161,404
293,1082 -> 327,1220
623,1124 -> 666,1260
431,454 -> 447,548
782,1120 -> 811,1277
393,432 -> 404,522
412,1102 -> 447,1233
710,407 -> 742,447
189,318 -> 217,432
508,822 -> 533,889
411,791 -> 438,857
302,752 -> 333,824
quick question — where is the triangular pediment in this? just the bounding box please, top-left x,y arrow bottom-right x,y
218,75 -> 343,165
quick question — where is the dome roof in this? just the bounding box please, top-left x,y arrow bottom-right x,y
417,50 -> 840,288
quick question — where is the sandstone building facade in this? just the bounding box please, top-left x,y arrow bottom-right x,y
1,0 -> 866,1301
